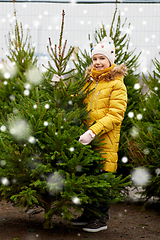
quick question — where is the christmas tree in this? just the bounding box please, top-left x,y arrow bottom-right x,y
0,12 -> 38,118
0,10 -> 130,229
126,55 -> 160,204
72,6 -> 143,178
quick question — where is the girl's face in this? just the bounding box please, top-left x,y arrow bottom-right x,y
92,54 -> 111,70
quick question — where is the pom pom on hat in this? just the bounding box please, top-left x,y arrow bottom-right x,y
91,37 -> 116,66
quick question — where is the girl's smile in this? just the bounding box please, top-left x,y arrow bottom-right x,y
92,54 -> 111,70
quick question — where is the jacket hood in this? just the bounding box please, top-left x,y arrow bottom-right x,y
85,63 -> 128,82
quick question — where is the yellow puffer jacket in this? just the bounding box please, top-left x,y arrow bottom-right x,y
83,63 -> 127,172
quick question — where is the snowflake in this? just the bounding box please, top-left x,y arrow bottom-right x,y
134,83 -> 141,90
131,167 -> 150,186
24,83 -> 31,90
72,196 -> 80,205
0,125 -> 6,132
70,147 -> 75,152
128,112 -> 134,118
44,121 -> 48,126
24,90 -> 30,96
0,160 -> 6,166
47,172 -> 64,195
45,104 -> 50,109
143,148 -> 150,155
4,81 -> 8,85
68,100 -> 73,105
4,72 -> 10,79
121,156 -> 128,163
26,67 -> 43,85
28,136 -> 36,144
1,177 -> 10,186
137,113 -> 143,120
9,118 -> 32,141
130,126 -> 139,138
155,169 -> 160,175
9,95 -> 15,101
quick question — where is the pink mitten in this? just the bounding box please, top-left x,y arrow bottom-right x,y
79,130 -> 96,145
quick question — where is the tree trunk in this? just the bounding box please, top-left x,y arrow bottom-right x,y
43,203 -> 54,229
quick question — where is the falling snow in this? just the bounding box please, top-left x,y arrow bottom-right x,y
68,100 -> 73,105
155,168 -> 160,175
3,81 -> 8,85
143,148 -> 150,155
45,104 -> 50,109
24,89 -> 30,96
43,121 -> 48,126
47,172 -> 64,195
0,4 -> 159,234
128,111 -> 134,118
1,177 -> 10,186
24,83 -> 31,90
131,167 -> 150,186
28,136 -> 36,144
26,67 -> 43,85
4,72 -> 10,79
134,83 -> 141,90
8,118 -> 32,141
147,126 -> 153,132
0,125 -> 6,132
76,165 -> 82,172
72,196 -> 81,205
121,156 -> 128,163
69,147 -> 75,152
9,95 -> 16,101
137,113 -> 143,120
0,160 -> 6,166
130,126 -> 139,138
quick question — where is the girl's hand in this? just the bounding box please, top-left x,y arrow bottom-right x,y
79,130 -> 95,145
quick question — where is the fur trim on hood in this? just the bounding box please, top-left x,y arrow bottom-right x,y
85,63 -> 128,82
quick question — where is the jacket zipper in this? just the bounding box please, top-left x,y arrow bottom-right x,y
95,91 -> 100,109
88,81 -> 98,126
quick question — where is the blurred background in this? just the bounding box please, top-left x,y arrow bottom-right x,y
0,0 -> 160,75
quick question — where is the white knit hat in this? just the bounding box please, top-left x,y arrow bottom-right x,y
91,37 -> 115,66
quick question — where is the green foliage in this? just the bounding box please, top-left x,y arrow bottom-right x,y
0,15 -> 38,118
72,6 -> 143,178
126,54 -> 160,204
0,10 -> 130,229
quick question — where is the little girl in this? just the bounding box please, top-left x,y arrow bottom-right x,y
77,37 -> 128,232
79,36 -> 127,172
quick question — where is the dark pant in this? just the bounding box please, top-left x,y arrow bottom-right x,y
82,170 -> 110,220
